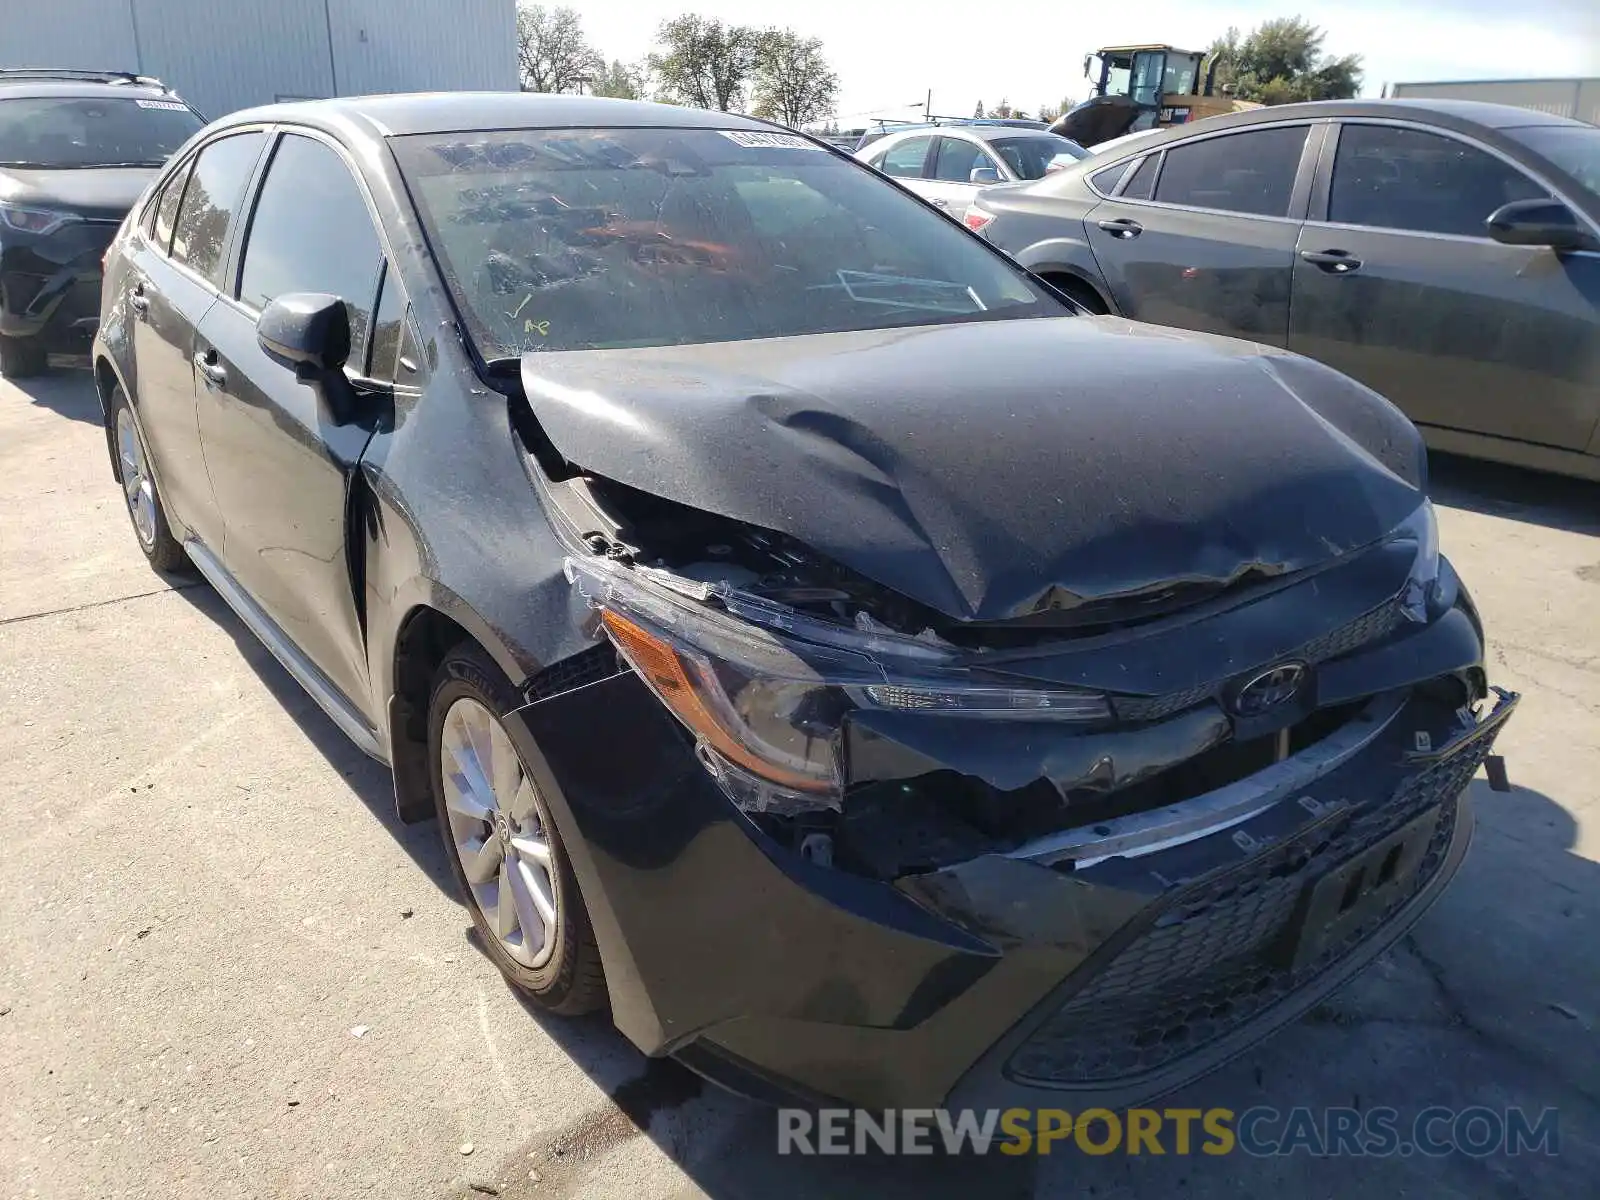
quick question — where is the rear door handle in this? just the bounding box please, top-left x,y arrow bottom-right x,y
1096,218 -> 1143,239
1301,249 -> 1363,274
128,283 -> 149,318
193,349 -> 226,389
930,197 -> 951,208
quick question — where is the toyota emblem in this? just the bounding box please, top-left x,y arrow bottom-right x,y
1233,663 -> 1306,716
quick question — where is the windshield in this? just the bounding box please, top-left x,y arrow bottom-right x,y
990,134 -> 1088,179
0,96 -> 202,168
1511,125 -> 1600,194
392,127 -> 1057,358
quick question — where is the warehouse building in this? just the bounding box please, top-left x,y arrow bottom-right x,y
0,0 -> 518,117
1388,77 -> 1600,125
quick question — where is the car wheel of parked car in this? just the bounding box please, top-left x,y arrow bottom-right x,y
429,643 -> 607,1015
111,387 -> 188,573
1039,274 -> 1109,315
0,335 -> 48,379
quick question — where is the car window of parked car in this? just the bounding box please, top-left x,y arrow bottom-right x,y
1153,127 -> 1307,217
989,135 -> 1087,180
1328,124 -> 1549,238
169,132 -> 267,287
1509,124 -> 1600,194
149,158 -> 191,254
1120,154 -> 1159,200
238,133 -> 382,356
0,96 -> 201,169
392,127 -> 1057,358
878,135 -> 934,178
366,262 -> 407,383
933,137 -> 997,182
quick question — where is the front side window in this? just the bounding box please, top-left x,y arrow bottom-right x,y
170,132 -> 267,286
878,135 -> 934,178
1330,124 -> 1550,237
239,134 -> 382,352
933,137 -> 997,182
989,135 -> 1087,180
1510,124 -> 1600,194
0,96 -> 202,169
367,262 -> 407,382
392,127 -> 1056,359
1154,126 -> 1308,217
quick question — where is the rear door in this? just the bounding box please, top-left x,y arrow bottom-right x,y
124,131 -> 267,551
1084,122 -> 1320,345
194,131 -> 387,713
1289,120 -> 1600,450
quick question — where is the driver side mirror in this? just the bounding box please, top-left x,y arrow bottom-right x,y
969,166 -> 1002,185
1486,198 -> 1594,251
257,292 -> 351,377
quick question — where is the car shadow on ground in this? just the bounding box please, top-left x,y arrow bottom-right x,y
459,779 -> 1598,1200
166,579 -> 455,896
1429,451 -> 1600,537
6,360 -> 103,424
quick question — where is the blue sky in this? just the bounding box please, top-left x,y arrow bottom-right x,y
574,0 -> 1600,123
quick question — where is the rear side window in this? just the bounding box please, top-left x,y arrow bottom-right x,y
933,137 -> 997,182
878,135 -> 933,178
1329,124 -> 1549,238
239,134 -> 383,353
1121,155 -> 1159,200
170,133 -> 266,286
1091,160 -> 1131,194
1153,127 -> 1308,216
150,159 -> 191,253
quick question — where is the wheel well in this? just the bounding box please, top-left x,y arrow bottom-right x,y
389,606 -> 473,824
1037,271 -> 1110,314
93,356 -> 119,417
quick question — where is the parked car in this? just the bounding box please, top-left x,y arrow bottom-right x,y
858,123 -> 1088,214
0,68 -> 203,377
96,93 -> 1515,1112
854,116 -> 1052,153
968,99 -> 1600,481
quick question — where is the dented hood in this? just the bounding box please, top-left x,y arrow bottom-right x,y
520,317 -> 1426,622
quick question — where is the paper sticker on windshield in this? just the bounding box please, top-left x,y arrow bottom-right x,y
135,99 -> 190,111
717,130 -> 821,151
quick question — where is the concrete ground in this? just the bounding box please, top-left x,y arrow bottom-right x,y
1,367 -> 1595,1200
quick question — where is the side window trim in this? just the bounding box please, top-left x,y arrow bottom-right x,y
1309,118 -> 1560,238
145,155 -> 193,254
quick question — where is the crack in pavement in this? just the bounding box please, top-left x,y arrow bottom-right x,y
0,581 -> 203,628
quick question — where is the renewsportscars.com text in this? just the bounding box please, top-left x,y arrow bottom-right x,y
777,1106 -> 1560,1157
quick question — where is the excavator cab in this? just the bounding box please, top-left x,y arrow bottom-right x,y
1052,43 -> 1250,149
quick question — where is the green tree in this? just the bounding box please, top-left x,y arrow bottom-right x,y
590,59 -> 646,100
992,97 -> 1013,119
752,31 -> 840,129
1208,17 -> 1362,104
1035,97 -> 1073,124
515,5 -> 604,93
648,14 -> 764,110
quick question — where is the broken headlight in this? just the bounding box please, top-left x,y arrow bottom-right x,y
565,555 -> 1109,814
1394,501 -> 1441,623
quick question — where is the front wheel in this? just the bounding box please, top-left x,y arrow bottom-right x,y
428,643 -> 606,1015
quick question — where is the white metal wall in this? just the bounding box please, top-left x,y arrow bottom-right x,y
1390,78 -> 1600,125
0,0 -> 517,117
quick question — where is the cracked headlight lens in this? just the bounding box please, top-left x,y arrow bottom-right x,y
1394,501 -> 1441,623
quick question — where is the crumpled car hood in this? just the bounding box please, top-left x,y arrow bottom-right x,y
521,316 -> 1426,622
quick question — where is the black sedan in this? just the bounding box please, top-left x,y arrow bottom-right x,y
968,100 -> 1600,482
94,93 -> 1516,1111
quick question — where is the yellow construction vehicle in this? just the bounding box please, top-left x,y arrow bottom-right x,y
1050,45 -> 1259,148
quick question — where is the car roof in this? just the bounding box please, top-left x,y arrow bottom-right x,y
223,92 -> 779,140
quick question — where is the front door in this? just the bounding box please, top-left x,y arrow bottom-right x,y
919,136 -> 997,215
1290,121 -> 1600,450
1085,123 -> 1316,345
194,131 -> 386,712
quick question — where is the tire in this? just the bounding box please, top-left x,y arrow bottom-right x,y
428,642 -> 606,1015
0,334 -> 48,379
1041,273 -> 1109,315
110,386 -> 189,573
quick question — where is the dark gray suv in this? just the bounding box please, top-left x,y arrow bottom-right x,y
968,100 -> 1600,482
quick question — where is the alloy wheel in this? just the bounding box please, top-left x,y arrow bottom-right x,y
115,407 -> 157,549
440,697 -> 559,969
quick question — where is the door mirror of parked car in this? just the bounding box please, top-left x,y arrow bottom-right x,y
969,166 -> 1002,185
1486,199 -> 1594,251
256,293 -> 351,376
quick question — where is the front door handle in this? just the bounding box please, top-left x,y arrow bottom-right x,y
1301,248 -> 1363,274
1097,217 -> 1143,239
193,349 -> 226,389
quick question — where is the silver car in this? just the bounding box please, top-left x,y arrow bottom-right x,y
857,123 -> 1088,215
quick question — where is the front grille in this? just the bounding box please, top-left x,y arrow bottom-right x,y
1005,735 -> 1488,1088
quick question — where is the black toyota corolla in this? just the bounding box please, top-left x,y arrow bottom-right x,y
95,93 -> 1516,1110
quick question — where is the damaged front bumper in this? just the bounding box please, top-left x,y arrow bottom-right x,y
519,596 -> 1517,1109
